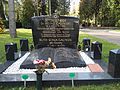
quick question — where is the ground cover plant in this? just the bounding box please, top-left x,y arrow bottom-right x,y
1,83 -> 120,90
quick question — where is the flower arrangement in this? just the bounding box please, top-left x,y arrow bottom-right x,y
33,57 -> 56,73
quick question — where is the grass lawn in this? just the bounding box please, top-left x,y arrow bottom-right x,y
0,29 -> 120,63
79,32 -> 120,62
1,83 -> 120,90
0,29 -> 120,89
116,29 -> 120,31
0,29 -> 33,63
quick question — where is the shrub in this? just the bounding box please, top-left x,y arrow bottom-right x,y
0,18 -> 5,33
116,20 -> 120,27
3,20 -> 9,28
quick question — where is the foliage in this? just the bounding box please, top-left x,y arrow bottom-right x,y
79,0 -> 120,27
79,0 -> 94,23
0,0 -> 5,19
2,20 -> 9,28
49,0 -> 70,15
57,0 -> 70,15
33,0 -> 42,16
51,0 -> 58,14
15,0 -> 22,22
21,0 -> 35,28
0,18 -> 5,33
116,20 -> 120,27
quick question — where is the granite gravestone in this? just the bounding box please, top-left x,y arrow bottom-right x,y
20,15 -> 86,69
108,49 -> 120,78
31,15 -> 79,49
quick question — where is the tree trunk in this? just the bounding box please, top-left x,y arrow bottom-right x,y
8,0 -> 17,38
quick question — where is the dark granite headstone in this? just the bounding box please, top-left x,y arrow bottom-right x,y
31,15 -> 79,49
5,43 -> 16,61
108,49 -> 120,78
91,41 -> 102,60
20,15 -> 86,69
82,38 -> 90,52
20,39 -> 29,56
20,39 -> 29,51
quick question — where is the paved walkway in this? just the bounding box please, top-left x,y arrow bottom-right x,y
80,29 -> 120,45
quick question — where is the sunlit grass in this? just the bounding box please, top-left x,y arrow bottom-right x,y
79,32 -> 120,62
115,30 -> 120,32
0,29 -> 120,63
0,29 -> 33,63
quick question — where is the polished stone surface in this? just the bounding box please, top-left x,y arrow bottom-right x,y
0,51 -> 116,83
20,48 -> 86,69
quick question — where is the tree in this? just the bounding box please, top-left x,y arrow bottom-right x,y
100,0 -> 120,26
79,0 -> 120,27
93,0 -> 102,25
8,0 -> 17,38
0,17 -> 5,33
57,0 -> 70,15
51,0 -> 58,14
0,0 -> 6,19
114,0 -> 120,27
41,0 -> 47,15
79,0 -> 94,23
21,0 -> 35,28
33,0 -> 42,16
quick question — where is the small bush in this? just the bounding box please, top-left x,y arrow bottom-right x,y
116,20 -> 120,27
0,18 -> 5,33
3,20 -> 9,28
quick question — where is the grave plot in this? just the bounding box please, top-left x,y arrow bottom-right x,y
0,16 -> 120,86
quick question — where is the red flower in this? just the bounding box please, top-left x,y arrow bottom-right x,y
33,59 -> 45,65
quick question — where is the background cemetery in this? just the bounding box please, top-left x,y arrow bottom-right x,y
0,0 -> 120,90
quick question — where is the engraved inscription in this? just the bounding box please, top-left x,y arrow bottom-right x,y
32,16 -> 79,48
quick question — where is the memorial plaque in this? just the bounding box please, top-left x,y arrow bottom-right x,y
31,16 -> 79,49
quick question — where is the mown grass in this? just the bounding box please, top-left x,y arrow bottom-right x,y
0,29 -> 120,63
0,29 -> 120,89
0,29 -> 33,63
79,32 -> 120,62
115,30 -> 120,32
1,83 -> 120,90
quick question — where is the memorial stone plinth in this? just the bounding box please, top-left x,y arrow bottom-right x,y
5,43 -> 17,61
108,49 -> 120,78
82,38 -> 90,52
91,41 -> 102,60
20,39 -> 29,56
